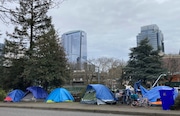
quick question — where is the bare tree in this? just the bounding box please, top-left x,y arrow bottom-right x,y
84,62 -> 97,84
88,57 -> 126,89
0,0 -> 17,23
0,0 -> 65,23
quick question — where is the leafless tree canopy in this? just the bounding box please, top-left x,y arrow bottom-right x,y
163,55 -> 180,74
87,57 -> 126,88
0,0 -> 65,23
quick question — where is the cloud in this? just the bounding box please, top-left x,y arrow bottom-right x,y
1,0 -> 180,61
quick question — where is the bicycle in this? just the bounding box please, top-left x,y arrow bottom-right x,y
131,97 -> 150,107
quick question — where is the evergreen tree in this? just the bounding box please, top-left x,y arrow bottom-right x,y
23,26 -> 69,89
124,38 -> 166,86
0,38 -> 28,91
1,0 -> 68,90
8,0 -> 53,57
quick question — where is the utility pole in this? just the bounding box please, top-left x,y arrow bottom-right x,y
97,66 -> 100,83
86,60 -> 100,83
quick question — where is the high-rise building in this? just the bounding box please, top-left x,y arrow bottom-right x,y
137,24 -> 164,53
61,30 -> 87,70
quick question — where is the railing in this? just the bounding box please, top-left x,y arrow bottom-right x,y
151,74 -> 166,88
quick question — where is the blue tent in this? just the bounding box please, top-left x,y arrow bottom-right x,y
22,86 -> 48,102
4,89 -> 25,102
46,88 -> 74,103
140,85 -> 178,102
26,86 -> 48,99
81,84 -> 116,105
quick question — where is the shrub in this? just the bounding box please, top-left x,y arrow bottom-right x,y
0,88 -> 6,101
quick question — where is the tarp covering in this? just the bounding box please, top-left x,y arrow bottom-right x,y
140,85 -> 178,102
46,88 -> 74,103
81,84 -> 116,104
4,89 -> 25,102
26,86 -> 48,99
134,80 -> 141,93
139,85 -> 149,95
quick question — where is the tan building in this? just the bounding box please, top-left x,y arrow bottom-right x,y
162,54 -> 180,74
162,54 -> 180,88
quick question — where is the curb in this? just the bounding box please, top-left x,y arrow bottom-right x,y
0,103 -> 180,116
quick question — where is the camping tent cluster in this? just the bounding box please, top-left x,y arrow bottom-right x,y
4,86 -> 74,103
4,83 -> 178,107
4,84 -> 117,105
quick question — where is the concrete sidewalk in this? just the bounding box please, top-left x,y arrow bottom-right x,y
0,102 -> 180,116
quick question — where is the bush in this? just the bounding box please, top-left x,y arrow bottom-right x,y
0,88 -> 6,101
171,94 -> 180,110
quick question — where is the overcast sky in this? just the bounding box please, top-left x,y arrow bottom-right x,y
1,0 -> 180,61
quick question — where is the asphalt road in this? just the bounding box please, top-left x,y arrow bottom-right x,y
0,107 -> 137,116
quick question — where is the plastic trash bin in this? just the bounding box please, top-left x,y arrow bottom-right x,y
159,89 -> 174,110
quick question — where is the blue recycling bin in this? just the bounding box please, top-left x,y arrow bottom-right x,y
159,89 -> 174,110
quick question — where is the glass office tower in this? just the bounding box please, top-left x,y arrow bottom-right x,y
137,24 -> 164,53
61,30 -> 87,70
